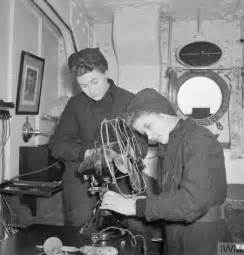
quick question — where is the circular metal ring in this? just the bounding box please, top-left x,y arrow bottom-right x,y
169,70 -> 230,126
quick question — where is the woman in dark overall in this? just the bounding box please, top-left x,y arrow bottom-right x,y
49,48 -> 135,226
101,88 -> 233,255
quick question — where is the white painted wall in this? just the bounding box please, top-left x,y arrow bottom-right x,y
48,0 -> 70,25
46,0 -> 92,51
0,0 -> 11,101
113,6 -> 161,93
93,23 -> 118,83
37,18 -> 66,145
8,0 -> 40,179
70,0 -> 91,50
0,0 -> 12,182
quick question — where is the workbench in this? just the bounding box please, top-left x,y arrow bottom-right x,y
0,224 -> 143,255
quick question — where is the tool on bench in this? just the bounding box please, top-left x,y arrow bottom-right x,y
36,236 -> 118,255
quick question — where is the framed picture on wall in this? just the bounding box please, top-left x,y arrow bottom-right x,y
16,51 -> 45,114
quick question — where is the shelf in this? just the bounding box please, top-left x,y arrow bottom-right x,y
0,180 -> 62,197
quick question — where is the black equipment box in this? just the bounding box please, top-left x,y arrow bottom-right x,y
19,144 -> 64,182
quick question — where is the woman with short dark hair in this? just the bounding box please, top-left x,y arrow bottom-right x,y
49,48 -> 135,226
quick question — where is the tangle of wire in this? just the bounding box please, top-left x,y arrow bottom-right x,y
100,226 -> 147,255
101,117 -> 146,198
0,118 -> 11,180
0,161 -> 60,243
0,117 -> 13,239
0,161 -> 60,240
0,115 -> 61,239
0,193 -> 18,237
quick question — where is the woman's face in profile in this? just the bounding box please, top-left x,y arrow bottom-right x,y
132,112 -> 170,144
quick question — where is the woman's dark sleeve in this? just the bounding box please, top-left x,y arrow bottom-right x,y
48,100 -> 87,162
136,132 -> 226,223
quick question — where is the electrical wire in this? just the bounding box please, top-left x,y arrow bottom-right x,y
0,116 -> 12,239
0,120 -> 6,176
1,194 -> 18,237
8,161 -> 59,181
0,116 -> 59,237
0,160 -> 59,238
100,226 -> 147,255
224,217 -> 242,243
0,118 -> 11,181
0,117 -> 61,238
5,119 -> 11,146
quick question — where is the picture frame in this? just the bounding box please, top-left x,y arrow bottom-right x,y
16,51 -> 45,115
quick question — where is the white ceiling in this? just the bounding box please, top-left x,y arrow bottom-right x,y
81,0 -> 244,23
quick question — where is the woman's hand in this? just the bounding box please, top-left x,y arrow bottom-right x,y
84,149 -> 96,159
100,191 -> 145,216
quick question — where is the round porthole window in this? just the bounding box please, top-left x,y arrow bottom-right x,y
177,41 -> 222,67
169,71 -> 230,126
177,76 -> 222,118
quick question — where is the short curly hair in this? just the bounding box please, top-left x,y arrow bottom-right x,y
68,48 -> 108,79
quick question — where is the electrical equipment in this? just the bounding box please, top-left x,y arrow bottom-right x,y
0,99 -> 14,120
78,117 -> 146,198
176,41 -> 222,67
22,116 -> 52,142
0,100 -> 15,108
19,144 -> 63,182
77,117 -> 146,237
0,110 -> 11,120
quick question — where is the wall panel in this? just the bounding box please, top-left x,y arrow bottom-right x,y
37,19 -> 60,145
7,0 -> 40,179
0,0 -> 11,100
